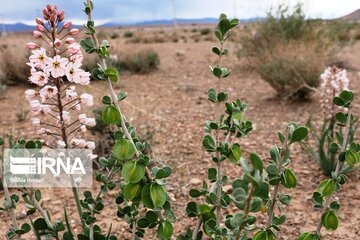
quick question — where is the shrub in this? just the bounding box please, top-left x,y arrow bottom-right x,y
123,30 -> 133,38
200,28 -> 211,35
116,49 -> 160,74
0,49 -> 29,85
239,4 -> 329,99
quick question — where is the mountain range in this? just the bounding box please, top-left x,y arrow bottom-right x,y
0,17 -> 264,33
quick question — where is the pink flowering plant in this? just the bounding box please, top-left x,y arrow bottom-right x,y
1,2 -> 360,240
301,66 -> 359,175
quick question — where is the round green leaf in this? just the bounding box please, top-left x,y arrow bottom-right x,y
141,184 -> 155,209
229,144 -> 242,164
322,210 -> 338,230
281,169 -> 297,188
123,182 -> 141,201
102,105 -> 121,124
150,183 -> 167,208
249,152 -> 263,172
157,221 -> 173,239
121,161 -> 145,183
318,179 -> 336,197
113,139 -> 135,160
290,127 -> 308,143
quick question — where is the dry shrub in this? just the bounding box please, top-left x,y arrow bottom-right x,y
256,41 -> 327,99
0,48 -> 29,85
239,4 -> 332,99
110,49 -> 160,74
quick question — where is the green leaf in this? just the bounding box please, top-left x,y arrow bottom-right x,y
345,149 -> 359,166
212,47 -> 221,56
80,37 -> 96,53
104,68 -> 120,82
113,139 -> 135,160
33,218 -> 48,230
141,184 -> 155,209
229,143 -> 242,163
322,210 -> 338,230
335,112 -> 347,124
150,183 -> 167,208
318,179 -> 336,197
333,97 -> 345,106
102,105 -> 121,124
281,169 -> 297,188
266,164 -> 279,176
212,67 -> 222,77
250,197 -> 262,212
123,182 -> 141,201
290,126 -> 308,143
0,137 -> 4,145
339,90 -> 353,106
249,152 -> 263,172
117,91 -> 127,101
208,88 -> 217,102
121,161 -> 145,183
269,145 -> 280,164
202,135 -> 216,152
102,96 -> 112,105
157,221 -> 173,239
253,230 -> 275,240
217,92 -> 228,102
298,232 -> 320,240
35,190 -> 41,202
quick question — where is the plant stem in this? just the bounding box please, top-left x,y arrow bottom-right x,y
85,0 -> 152,181
266,132 -> 289,228
316,107 -> 352,236
131,219 -> 137,240
235,184 -> 254,240
215,41 -> 224,227
192,218 -> 202,240
31,193 -> 54,229
1,145 -> 20,240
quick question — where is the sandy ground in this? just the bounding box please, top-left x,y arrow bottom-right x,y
0,27 -> 359,239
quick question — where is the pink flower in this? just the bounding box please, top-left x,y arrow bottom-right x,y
53,39 -> 62,48
57,140 -> 66,148
79,114 -> 87,124
29,71 -> 48,86
26,42 -> 39,50
69,28 -> 79,36
85,118 -> 96,127
37,128 -> 47,135
45,55 -> 68,78
63,21 -> 72,29
65,37 -> 75,44
86,141 -> 96,150
33,30 -> 42,38
59,111 -> 70,123
73,69 -> 91,85
31,118 -> 41,126
80,125 -> 87,132
68,43 -> 80,54
39,85 -> 58,101
25,89 -> 36,101
36,24 -> 45,32
80,93 -> 94,106
30,100 -> 41,111
29,48 -> 47,69
65,88 -> 78,101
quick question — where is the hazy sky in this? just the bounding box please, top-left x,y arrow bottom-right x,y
0,0 -> 360,25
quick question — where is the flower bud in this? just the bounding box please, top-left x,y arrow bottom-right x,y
50,13 -> 56,23
33,30 -> 42,38
26,42 -> 39,50
36,24 -> 45,32
43,8 -> 50,20
46,4 -> 52,11
57,140 -> 66,148
57,10 -> 65,22
54,38 -> 62,48
63,21 -> 72,29
69,28 -> 79,36
65,37 -> 75,44
35,17 -> 44,26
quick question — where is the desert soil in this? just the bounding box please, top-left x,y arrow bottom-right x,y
0,27 -> 359,239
